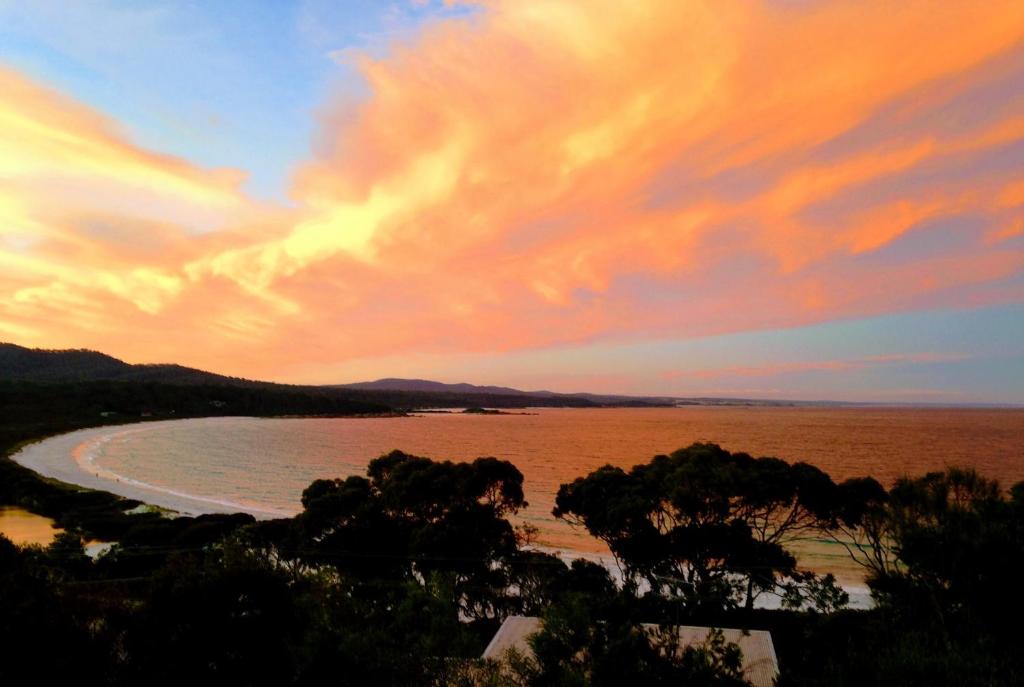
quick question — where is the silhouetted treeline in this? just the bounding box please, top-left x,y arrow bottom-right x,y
0,379 -> 390,426
1,404 -> 1022,685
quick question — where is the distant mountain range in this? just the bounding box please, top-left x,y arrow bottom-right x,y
1,342 -> 802,408
339,378 -> 548,396
7,342 -> 1001,409
332,378 -> 679,406
0,343 -> 662,408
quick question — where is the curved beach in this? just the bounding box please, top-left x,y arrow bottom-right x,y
10,416 -> 876,607
10,420 -> 292,520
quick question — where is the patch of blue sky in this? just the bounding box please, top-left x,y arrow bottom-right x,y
0,0 -> 477,202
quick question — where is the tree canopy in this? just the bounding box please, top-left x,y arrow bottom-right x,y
554,443 -> 847,610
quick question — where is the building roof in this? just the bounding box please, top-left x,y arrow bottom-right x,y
482,615 -> 779,687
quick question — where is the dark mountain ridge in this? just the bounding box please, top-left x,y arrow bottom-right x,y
0,343 -> 258,386
8,342 -> 984,408
0,343 -> 623,408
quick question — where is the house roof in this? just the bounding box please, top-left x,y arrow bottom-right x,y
482,615 -> 779,687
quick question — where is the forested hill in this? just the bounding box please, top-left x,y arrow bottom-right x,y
0,343 -> 263,386
0,343 -> 616,409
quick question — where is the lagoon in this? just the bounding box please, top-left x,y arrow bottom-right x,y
0,506 -> 62,547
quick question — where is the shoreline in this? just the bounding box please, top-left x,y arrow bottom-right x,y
10,416 -> 875,608
10,418 -> 294,520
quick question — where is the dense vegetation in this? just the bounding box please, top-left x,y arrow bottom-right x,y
1,399 -> 1022,685
0,343 -> 633,408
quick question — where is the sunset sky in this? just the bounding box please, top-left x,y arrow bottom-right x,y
1,0 -> 1023,403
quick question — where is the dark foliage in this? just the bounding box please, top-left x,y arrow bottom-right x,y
1,396 -> 1022,686
554,443 -> 843,610
0,342 -> 632,409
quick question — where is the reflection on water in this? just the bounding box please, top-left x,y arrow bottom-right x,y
0,506 -> 113,557
83,407 -> 1024,583
0,506 -> 63,546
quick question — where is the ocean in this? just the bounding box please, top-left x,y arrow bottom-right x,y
69,406 -> 1024,586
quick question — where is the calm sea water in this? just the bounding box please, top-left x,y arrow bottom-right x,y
86,407 -> 1024,583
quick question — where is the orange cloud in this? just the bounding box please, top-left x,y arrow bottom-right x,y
1,1 -> 1024,380
0,68 -> 249,224
0,67 -> 263,325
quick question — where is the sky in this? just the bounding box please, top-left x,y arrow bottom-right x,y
0,0 -> 1023,403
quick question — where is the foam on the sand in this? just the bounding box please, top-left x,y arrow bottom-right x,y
10,421 -> 291,520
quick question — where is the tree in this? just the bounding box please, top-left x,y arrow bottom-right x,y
825,476 -> 894,580
0,534 -> 106,683
117,543 -> 301,686
294,450 -> 528,620
554,443 -> 844,610
870,468 -> 1024,630
790,468 -> 1024,686
501,593 -> 751,687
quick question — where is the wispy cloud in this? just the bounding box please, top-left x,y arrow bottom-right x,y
0,0 -> 1022,385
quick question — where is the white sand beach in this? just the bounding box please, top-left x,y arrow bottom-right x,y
9,421 -> 289,520
10,419 -> 874,608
